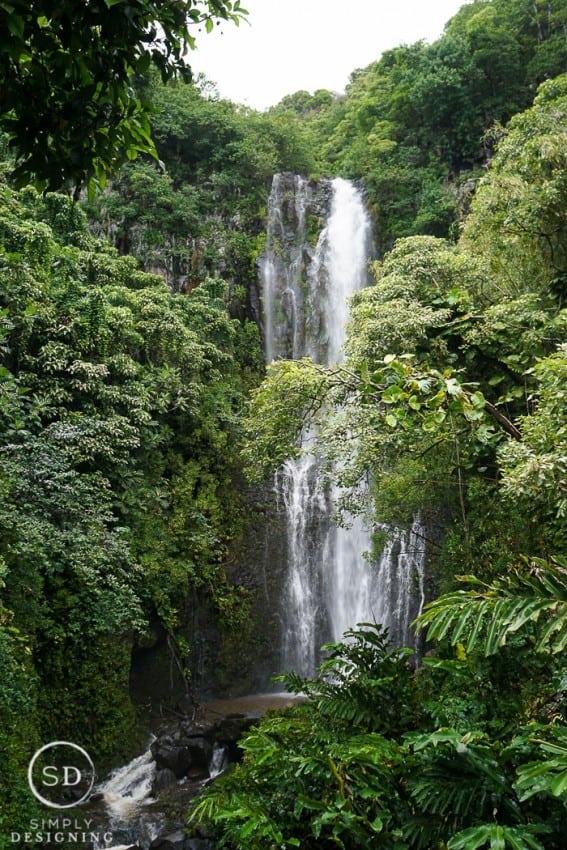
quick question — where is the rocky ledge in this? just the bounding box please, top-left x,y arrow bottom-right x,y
150,711 -> 256,792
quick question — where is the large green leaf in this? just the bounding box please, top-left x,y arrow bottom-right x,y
415,557 -> 567,656
448,823 -> 546,850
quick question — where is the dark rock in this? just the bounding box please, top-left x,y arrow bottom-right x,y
192,825 -> 210,839
186,736 -> 213,773
151,740 -> 192,777
184,840 -> 214,850
213,714 -> 255,761
150,733 -> 212,779
180,718 -> 215,739
213,713 -> 254,740
149,830 -> 186,850
152,767 -> 178,793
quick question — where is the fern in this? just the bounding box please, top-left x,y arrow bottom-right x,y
447,823 -> 547,850
414,556 -> 567,656
515,725 -> 567,800
278,623 -> 417,736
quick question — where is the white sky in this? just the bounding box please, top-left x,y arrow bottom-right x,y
190,0 -> 471,110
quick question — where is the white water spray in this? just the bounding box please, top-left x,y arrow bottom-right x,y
97,746 -> 156,821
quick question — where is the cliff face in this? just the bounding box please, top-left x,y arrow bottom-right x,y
130,172 -> 428,703
258,172 -> 334,362
129,175 -> 337,707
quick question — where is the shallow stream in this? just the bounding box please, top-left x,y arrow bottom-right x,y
86,693 -> 302,849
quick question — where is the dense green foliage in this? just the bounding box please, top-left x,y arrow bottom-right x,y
221,48 -> 567,850
0,0 -> 566,847
0,1 -> 247,193
193,596 -> 566,848
84,0 -> 567,303
0,180 -> 259,835
85,74 -> 315,302
244,74 -> 567,565
272,0 -> 567,250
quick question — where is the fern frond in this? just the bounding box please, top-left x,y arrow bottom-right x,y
414,557 -> 567,656
447,823 -> 547,850
515,725 -> 567,800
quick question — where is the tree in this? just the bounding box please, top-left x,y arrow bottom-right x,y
0,1 -> 247,194
462,74 -> 567,302
498,345 -> 567,537
0,178 -> 254,769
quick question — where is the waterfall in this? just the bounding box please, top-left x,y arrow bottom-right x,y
96,746 -> 156,821
90,745 -> 161,849
260,173 -> 426,676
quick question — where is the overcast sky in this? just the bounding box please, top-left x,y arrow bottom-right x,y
190,0 -> 470,110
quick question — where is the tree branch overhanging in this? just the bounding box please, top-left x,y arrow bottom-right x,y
294,359 -> 523,442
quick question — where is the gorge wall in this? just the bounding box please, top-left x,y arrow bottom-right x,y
131,173 -> 428,705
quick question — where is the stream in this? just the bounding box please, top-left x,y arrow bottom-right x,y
83,694 -> 302,850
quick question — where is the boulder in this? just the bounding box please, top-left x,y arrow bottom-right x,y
152,767 -> 177,793
180,718 -> 215,739
149,830 -> 185,850
213,714 -> 256,762
151,739 -> 192,777
150,733 -> 212,780
184,736 -> 213,776
184,840 -> 215,850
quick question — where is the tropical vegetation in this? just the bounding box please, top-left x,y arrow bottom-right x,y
192,67 -> 567,850
0,0 -> 566,848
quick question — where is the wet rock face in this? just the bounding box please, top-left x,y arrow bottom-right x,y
149,712 -> 255,786
151,740 -> 191,777
148,835 -> 214,850
151,735 -> 213,780
152,767 -> 178,793
129,485 -> 289,708
149,830 -> 185,850
211,713 -> 256,763
258,172 -> 333,362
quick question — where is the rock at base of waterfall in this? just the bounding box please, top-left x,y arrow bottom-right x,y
150,740 -> 190,777
149,829 -> 185,850
148,831 -> 215,850
151,735 -> 213,780
212,713 -> 256,762
152,768 -> 178,793
186,737 -> 214,777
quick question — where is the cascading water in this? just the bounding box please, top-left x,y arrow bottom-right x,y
261,173 -> 426,676
91,745 -> 161,849
90,738 -> 229,848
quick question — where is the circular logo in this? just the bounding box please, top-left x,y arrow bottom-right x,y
28,741 -> 95,809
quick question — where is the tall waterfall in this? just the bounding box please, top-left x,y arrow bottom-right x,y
260,173 -> 426,676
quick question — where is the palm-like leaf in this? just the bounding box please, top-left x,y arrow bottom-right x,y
414,557 -> 567,656
403,729 -> 524,848
447,823 -> 546,850
515,725 -> 567,800
279,623 -> 417,735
